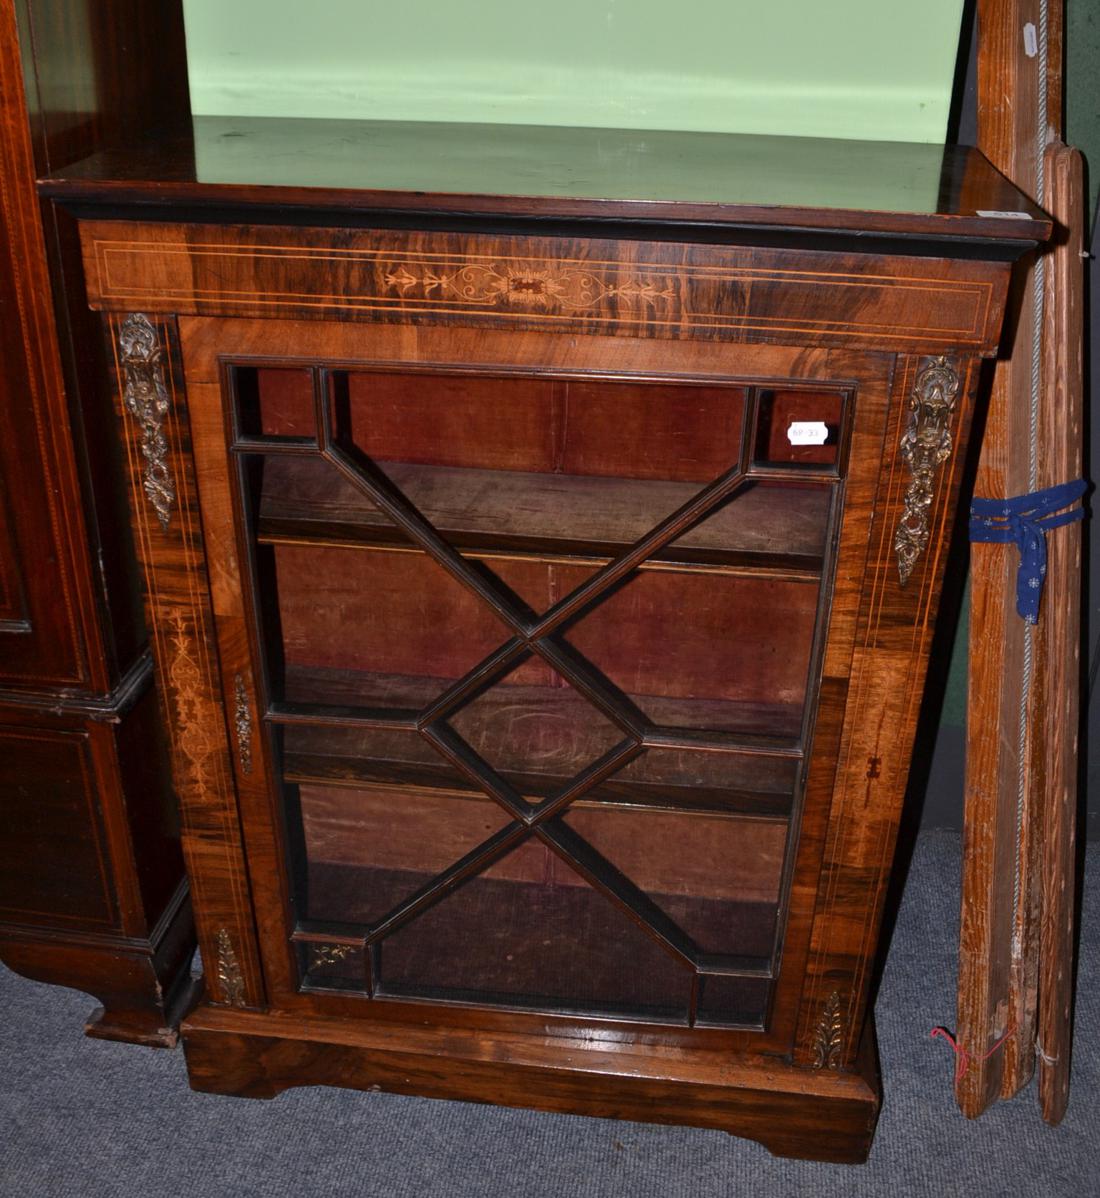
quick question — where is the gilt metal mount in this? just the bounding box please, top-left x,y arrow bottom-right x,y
893,355 -> 961,585
812,989 -> 844,1069
119,313 -> 175,531
215,928 -> 246,1007
234,674 -> 253,775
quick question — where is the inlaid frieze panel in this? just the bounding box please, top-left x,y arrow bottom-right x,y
79,222 -> 1005,355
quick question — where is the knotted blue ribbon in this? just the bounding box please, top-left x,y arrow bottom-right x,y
969,478 -> 1088,624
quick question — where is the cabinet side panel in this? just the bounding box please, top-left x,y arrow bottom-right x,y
103,310 -> 266,1009
794,353 -> 981,1068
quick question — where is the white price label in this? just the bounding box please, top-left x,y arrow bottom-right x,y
1023,22 -> 1038,57
787,421 -> 829,447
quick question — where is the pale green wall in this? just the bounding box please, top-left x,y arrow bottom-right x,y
182,1 -> 964,142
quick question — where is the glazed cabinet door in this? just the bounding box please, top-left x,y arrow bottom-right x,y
162,313 -> 923,1058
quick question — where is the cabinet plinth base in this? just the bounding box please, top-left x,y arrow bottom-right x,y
181,1003 -> 881,1163
0,884 -> 197,1048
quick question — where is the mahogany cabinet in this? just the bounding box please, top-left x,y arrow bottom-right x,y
0,0 -> 195,1045
43,119 -> 1047,1161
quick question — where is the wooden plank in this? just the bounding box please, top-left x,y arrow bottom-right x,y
1035,141 -> 1084,1126
960,0 -> 1064,1117
257,456 -> 830,574
298,782 -> 787,904
277,665 -> 800,818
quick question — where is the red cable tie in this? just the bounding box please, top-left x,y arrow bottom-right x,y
930,1023 -> 1017,1083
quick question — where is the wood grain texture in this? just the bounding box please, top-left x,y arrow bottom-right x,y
4,0 -> 191,686
0,719 -> 120,932
794,354 -> 981,1067
103,311 -> 265,1010
70,157 -> 1023,1154
172,316 -> 910,1069
256,457 -> 829,573
14,0 -> 190,176
0,676 -> 180,944
182,1002 -> 880,1164
176,301 -> 996,1087
959,0 -> 1063,1116
1035,141 -> 1083,1126
77,220 -> 1013,356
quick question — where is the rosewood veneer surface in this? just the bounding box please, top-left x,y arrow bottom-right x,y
45,113 -> 1048,1163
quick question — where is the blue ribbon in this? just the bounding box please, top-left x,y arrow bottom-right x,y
969,478 -> 1088,624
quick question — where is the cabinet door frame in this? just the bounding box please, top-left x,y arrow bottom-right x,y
165,312 -> 942,1065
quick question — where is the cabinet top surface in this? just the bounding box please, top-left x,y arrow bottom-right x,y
42,116 -> 1049,244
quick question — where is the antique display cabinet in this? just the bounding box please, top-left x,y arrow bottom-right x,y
41,118 -> 1047,1162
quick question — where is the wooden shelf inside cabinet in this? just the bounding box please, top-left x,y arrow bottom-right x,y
299,857 -> 778,1022
276,668 -> 801,820
256,457 -> 830,576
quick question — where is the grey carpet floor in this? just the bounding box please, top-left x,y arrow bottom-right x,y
0,831 -> 1095,1197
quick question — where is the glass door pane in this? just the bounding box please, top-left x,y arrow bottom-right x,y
228,363 -> 845,1028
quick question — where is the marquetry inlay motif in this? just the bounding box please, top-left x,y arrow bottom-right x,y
84,228 -> 998,352
383,262 -> 678,310
165,609 -> 219,800
215,927 -> 246,1007
811,990 -> 844,1069
118,312 -> 175,530
893,355 -> 961,585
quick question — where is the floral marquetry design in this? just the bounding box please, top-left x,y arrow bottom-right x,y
383,261 -> 678,312
164,609 -> 220,801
